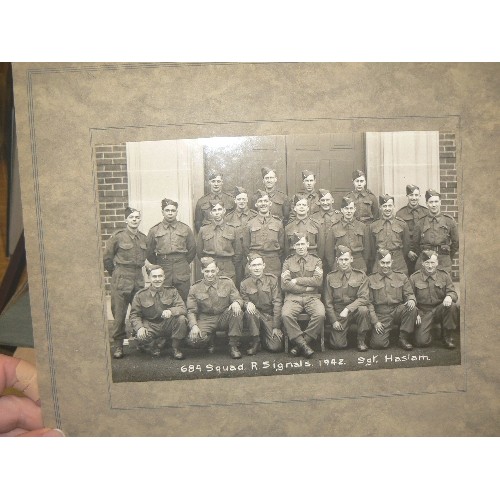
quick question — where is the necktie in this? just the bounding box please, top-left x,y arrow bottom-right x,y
208,285 -> 218,312
300,258 -> 305,274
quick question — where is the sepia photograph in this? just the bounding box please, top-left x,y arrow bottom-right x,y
97,131 -> 461,383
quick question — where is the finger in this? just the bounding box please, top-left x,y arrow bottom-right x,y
1,427 -> 65,437
0,394 -> 43,434
0,354 -> 40,404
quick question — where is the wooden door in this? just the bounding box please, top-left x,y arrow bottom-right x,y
286,133 -> 365,209
203,135 -> 287,197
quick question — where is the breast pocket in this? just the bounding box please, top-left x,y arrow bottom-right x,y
390,282 -> 404,301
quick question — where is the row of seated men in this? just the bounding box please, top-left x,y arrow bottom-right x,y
103,166 -> 459,360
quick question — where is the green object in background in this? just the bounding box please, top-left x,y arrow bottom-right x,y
0,285 -> 34,347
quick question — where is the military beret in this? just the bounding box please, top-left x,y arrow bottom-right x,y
209,199 -> 225,208
233,186 -> 247,197
293,194 -> 308,205
406,184 -> 420,195
379,194 -> 394,206
208,171 -> 223,180
421,249 -> 438,261
125,207 -> 140,218
376,248 -> 391,261
255,189 -> 269,201
200,256 -> 216,268
425,189 -> 440,201
341,196 -> 355,208
161,198 -> 178,209
261,167 -> 276,177
291,232 -> 307,245
247,252 -> 263,264
336,245 -> 351,257
318,189 -> 332,200
301,169 -> 315,180
352,169 -> 366,180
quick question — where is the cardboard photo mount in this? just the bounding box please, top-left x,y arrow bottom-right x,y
12,62 -> 499,436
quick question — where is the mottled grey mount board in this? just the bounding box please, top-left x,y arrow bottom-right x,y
12,62 -> 499,436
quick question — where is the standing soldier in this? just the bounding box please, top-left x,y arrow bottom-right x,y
289,169 -> 322,221
324,245 -> 371,352
285,194 -> 325,260
103,207 -> 148,359
367,249 -> 417,351
129,266 -> 188,359
325,196 -> 371,273
396,184 -> 429,275
186,257 -> 244,359
146,198 -> 196,303
251,167 -> 291,224
225,186 -> 257,287
347,170 -> 379,224
410,250 -> 459,349
240,253 -> 284,354
369,194 -> 410,275
413,189 -> 459,276
281,233 -> 325,358
243,190 -> 285,278
194,171 -> 235,232
196,200 -> 240,283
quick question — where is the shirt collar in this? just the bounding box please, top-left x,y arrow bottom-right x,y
162,219 -> 177,229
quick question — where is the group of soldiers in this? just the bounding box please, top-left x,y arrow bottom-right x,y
103,167 -> 459,361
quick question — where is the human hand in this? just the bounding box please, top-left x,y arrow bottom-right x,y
443,296 -> 452,307
416,315 -> 421,326
246,302 -> 257,315
0,354 -> 64,437
189,325 -> 202,341
161,309 -> 172,319
405,299 -> 416,311
339,308 -> 349,319
333,321 -> 343,331
272,328 -> 283,341
137,327 -> 149,340
375,322 -> 385,335
230,302 -> 242,316
408,251 -> 418,261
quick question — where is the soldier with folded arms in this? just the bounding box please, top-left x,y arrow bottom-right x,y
240,252 -> 283,354
281,233 -> 325,358
129,266 -> 188,359
367,249 -> 417,351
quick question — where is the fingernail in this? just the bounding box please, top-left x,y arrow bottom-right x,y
42,428 -> 66,437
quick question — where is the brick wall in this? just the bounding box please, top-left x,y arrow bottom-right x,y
96,143 -> 128,290
439,133 -> 459,281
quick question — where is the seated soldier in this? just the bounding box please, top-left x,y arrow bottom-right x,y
240,252 -> 284,354
186,257 -> 245,359
281,232 -> 325,358
324,245 -> 371,351
129,265 -> 188,359
410,250 -> 460,349
367,249 -> 417,351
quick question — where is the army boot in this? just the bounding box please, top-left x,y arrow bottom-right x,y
295,335 -> 314,358
442,329 -> 456,350
246,338 -> 261,356
357,331 -> 368,352
399,331 -> 413,351
113,341 -> 124,359
171,339 -> 185,360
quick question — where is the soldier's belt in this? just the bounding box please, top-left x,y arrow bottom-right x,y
116,263 -> 143,269
156,252 -> 188,259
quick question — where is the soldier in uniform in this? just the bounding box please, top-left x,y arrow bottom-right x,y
196,200 -> 241,283
325,196 -> 371,273
367,249 -> 417,351
410,250 -> 459,349
413,189 -> 459,276
103,207 -> 148,359
285,194 -> 325,260
242,190 -> 285,278
281,233 -> 325,358
251,167 -> 291,224
396,184 -> 429,275
240,252 -> 284,354
324,245 -> 371,351
289,169 -> 322,221
310,189 -> 341,227
194,171 -> 235,232
369,194 -> 410,275
347,170 -> 379,224
146,198 -> 196,303
186,257 -> 244,359
224,186 -> 257,287
129,266 -> 188,359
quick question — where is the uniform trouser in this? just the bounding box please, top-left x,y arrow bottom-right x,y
136,315 -> 188,352
245,310 -> 283,352
373,248 -> 408,275
157,254 -> 191,303
413,303 -> 459,347
110,266 -> 144,344
415,254 -> 453,276
329,305 -> 371,349
370,304 -> 417,349
186,308 -> 244,348
282,295 -> 325,343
